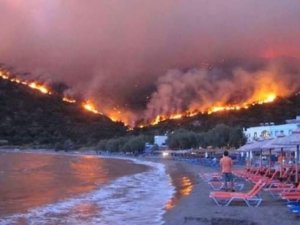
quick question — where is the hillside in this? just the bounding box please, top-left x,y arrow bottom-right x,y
0,79 -> 126,148
2,74 -> 300,149
136,94 -> 300,134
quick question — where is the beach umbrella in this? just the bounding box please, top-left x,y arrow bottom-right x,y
262,134 -> 297,177
238,139 -> 268,168
260,135 -> 287,176
237,142 -> 253,168
259,137 -> 275,172
238,140 -> 266,152
237,142 -> 253,152
261,134 -> 285,150
272,125 -> 300,183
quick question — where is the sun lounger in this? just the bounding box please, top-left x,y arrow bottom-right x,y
234,167 -> 262,180
208,179 -> 244,191
209,180 -> 266,207
248,169 -> 279,184
199,172 -> 222,182
264,183 -> 300,198
280,191 -> 300,201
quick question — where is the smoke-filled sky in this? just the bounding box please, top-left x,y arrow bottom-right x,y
1,0 -> 300,124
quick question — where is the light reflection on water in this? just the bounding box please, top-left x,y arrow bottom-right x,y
0,151 -> 146,217
165,168 -> 195,210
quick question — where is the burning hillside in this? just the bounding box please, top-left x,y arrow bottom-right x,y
0,64 -> 290,127
0,68 -> 105,117
141,59 -> 300,127
143,92 -> 278,127
0,76 -> 126,147
1,1 -> 300,128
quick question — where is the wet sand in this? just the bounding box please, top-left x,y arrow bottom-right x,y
159,159 -> 300,225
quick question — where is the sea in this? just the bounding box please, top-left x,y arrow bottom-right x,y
0,151 -> 175,225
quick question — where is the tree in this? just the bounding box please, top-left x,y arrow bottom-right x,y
228,127 -> 247,148
167,129 -> 198,149
120,136 -> 146,154
96,139 -> 107,150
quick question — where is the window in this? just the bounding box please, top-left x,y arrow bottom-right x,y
261,130 -> 270,139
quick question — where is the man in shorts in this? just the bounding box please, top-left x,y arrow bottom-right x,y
220,150 -> 234,191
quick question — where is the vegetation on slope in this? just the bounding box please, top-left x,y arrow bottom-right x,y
0,79 -> 126,149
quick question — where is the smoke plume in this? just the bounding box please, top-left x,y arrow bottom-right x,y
145,59 -> 300,121
1,0 -> 300,124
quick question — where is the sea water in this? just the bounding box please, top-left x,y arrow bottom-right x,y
0,151 -> 174,225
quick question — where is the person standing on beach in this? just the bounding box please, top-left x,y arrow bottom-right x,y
220,150 -> 234,191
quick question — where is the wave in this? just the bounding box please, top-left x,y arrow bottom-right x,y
0,157 -> 175,225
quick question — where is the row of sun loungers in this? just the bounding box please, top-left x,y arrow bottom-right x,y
200,165 -> 300,214
209,179 -> 265,207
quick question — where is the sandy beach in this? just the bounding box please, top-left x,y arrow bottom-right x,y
159,158 -> 299,225
1,149 -> 299,225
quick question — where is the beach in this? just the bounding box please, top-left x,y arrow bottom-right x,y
0,150 -> 299,225
159,158 -> 299,225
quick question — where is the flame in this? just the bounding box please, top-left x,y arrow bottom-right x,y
82,101 -> 102,115
259,93 -> 276,104
106,107 -> 122,122
146,93 -> 277,126
0,67 -> 281,128
0,68 -> 104,116
63,97 -> 77,104
0,70 -> 51,95
169,113 -> 184,120
28,82 -> 51,94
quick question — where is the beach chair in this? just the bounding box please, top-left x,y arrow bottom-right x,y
199,172 -> 222,182
264,182 -> 300,198
209,180 -> 266,207
233,166 -> 255,178
248,168 -> 279,183
280,191 -> 300,202
235,166 -> 258,178
208,178 -> 245,191
237,166 -> 265,181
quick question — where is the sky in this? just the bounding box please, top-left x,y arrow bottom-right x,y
1,0 -> 300,124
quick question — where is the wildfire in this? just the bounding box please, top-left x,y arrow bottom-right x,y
28,82 -> 51,94
207,94 -> 276,115
63,97 -> 77,104
147,93 -> 277,126
0,70 -> 51,95
82,101 -> 102,115
258,93 -> 276,104
105,107 -> 123,122
0,68 -> 105,116
0,67 -> 281,128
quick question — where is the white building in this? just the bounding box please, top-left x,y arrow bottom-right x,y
154,135 -> 168,147
244,116 -> 300,142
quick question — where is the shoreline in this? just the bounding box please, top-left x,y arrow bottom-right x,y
0,150 -> 174,225
1,149 -> 299,225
